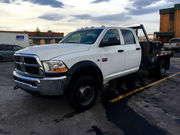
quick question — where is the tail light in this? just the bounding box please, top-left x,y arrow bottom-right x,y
176,43 -> 179,46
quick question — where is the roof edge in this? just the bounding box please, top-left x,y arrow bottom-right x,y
160,8 -> 174,15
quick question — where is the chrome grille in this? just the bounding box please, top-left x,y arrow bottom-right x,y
14,54 -> 44,78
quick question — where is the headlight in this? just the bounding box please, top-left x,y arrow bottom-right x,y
42,61 -> 68,73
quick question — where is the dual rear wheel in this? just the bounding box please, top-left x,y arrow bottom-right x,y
148,59 -> 168,78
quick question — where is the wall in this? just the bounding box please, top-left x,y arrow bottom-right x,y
160,14 -> 171,32
175,9 -> 180,38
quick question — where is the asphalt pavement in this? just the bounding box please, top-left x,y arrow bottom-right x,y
0,53 -> 180,135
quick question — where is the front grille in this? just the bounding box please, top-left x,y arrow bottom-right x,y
24,57 -> 37,64
14,55 -> 43,77
25,66 -> 39,74
15,63 -> 21,71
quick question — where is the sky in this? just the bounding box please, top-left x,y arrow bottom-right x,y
0,0 -> 179,35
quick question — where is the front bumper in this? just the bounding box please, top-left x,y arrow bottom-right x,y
13,71 -> 66,95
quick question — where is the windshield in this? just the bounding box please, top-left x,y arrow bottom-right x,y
61,29 -> 103,44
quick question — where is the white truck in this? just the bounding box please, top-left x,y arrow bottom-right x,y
0,32 -> 30,48
13,25 -> 172,110
164,38 -> 180,52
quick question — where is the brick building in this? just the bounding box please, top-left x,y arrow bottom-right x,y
0,30 -> 64,45
156,3 -> 180,43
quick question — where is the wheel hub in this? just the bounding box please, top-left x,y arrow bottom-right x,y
78,85 -> 95,106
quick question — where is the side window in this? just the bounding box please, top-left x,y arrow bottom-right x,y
101,29 -> 120,46
121,29 -> 136,44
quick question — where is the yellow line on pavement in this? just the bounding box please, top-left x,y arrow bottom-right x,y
109,72 -> 180,103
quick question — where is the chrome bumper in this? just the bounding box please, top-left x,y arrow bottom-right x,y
13,71 -> 66,95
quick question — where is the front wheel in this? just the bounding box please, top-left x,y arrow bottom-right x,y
68,75 -> 98,111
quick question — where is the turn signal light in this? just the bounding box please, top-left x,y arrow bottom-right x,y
53,67 -> 67,72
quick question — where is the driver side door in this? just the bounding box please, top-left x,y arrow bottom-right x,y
99,28 -> 125,81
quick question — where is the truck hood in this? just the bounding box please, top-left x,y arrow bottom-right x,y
16,43 -> 91,60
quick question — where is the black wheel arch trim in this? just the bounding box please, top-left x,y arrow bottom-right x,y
65,60 -> 103,92
67,61 -> 101,75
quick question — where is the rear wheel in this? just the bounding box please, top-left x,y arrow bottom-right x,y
68,75 -> 98,111
157,59 -> 167,78
148,60 -> 167,78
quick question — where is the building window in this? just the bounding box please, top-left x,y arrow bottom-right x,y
33,39 -> 40,45
170,13 -> 174,21
45,39 -> 50,44
55,39 -> 61,43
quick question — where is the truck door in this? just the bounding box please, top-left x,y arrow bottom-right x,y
99,28 -> 125,79
120,29 -> 141,70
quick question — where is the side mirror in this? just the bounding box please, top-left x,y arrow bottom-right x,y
99,41 -> 107,47
100,37 -> 120,47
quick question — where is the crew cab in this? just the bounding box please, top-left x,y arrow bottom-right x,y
13,24 -> 172,110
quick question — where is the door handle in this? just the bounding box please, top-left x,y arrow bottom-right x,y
118,50 -> 124,53
136,48 -> 141,50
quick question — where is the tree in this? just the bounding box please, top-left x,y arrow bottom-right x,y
35,27 -> 41,36
36,27 -> 40,32
47,30 -> 53,33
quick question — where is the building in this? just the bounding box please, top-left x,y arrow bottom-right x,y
156,3 -> 180,43
0,30 -> 64,45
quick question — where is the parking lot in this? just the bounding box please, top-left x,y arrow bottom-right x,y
0,53 -> 180,135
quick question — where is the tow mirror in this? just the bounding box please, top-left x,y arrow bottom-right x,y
99,37 -> 120,47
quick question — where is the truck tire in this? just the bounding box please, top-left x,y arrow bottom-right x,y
148,59 -> 167,78
68,75 -> 98,111
157,59 -> 167,78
